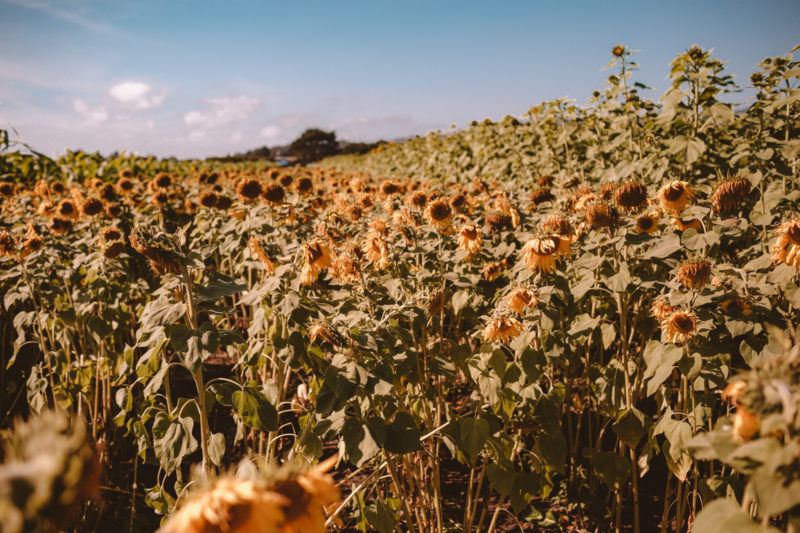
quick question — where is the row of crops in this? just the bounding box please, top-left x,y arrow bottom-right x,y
0,44 -> 799,532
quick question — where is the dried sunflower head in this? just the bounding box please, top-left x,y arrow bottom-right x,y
711,178 -> 751,213
530,188 -> 555,206
771,218 -> 800,270
483,312 -> 523,343
614,181 -> 648,213
584,201 -> 618,230
650,296 -> 677,321
521,235 -> 569,273
505,286 -> 539,315
0,231 -> 17,257
129,225 -> 184,275
249,236 -> 277,274
81,197 -> 104,217
56,199 -> 79,220
484,211 -> 513,232
457,224 -> 482,256
657,180 -> 694,215
662,311 -> 697,344
676,259 -> 712,289
482,258 -> 509,282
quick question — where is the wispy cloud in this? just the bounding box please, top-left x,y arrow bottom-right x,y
184,96 -> 260,130
3,0 -> 114,33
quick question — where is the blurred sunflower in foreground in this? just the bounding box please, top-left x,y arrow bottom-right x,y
161,455 -> 340,533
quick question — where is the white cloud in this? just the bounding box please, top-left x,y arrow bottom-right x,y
109,81 -> 166,109
73,99 -> 108,125
184,96 -> 260,130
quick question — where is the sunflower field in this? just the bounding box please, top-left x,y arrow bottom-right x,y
1,44 -> 800,532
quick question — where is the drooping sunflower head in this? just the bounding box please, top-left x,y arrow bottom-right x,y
101,226 -> 123,242
449,192 -> 467,212
650,296 -> 677,321
296,177 -> 313,195
483,312 -> 523,344
771,218 -> 800,270
634,212 -> 660,235
720,296 -> 752,318
50,217 -> 73,235
662,311 -> 697,344
215,195 -> 233,210
657,180 -> 694,215
457,223 -> 482,256
482,258 -> 509,282
584,201 -> 619,230
199,191 -> 219,208
676,259 -> 712,290
0,231 -> 17,257
236,178 -> 263,203
521,235 -> 568,273
129,225 -> 183,275
613,181 -> 648,213
249,236 -> 277,274
530,188 -> 555,206
484,211 -> 513,233
672,217 -> 703,232
541,213 -> 575,239
380,180 -> 401,196
425,198 -> 452,230
103,240 -> 126,259
505,286 -> 539,315
408,191 -> 427,209
711,177 -> 751,214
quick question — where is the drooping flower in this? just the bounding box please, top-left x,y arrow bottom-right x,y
505,286 -> 539,315
711,178 -> 751,213
0,231 -> 16,257
772,218 -> 800,270
521,236 -> 569,273
129,225 -> 184,275
300,239 -> 332,285
657,180 -> 694,215
722,381 -> 760,442
650,296 -> 677,322
457,224 -> 482,256
613,181 -> 648,213
676,259 -> 712,290
249,236 -> 277,275
584,201 -> 618,230
483,313 -> 523,343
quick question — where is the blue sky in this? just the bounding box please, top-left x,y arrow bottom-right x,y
1,0 -> 799,158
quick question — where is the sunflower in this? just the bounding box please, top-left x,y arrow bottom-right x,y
380,180 -> 401,196
216,195 -> 234,210
50,217 -> 73,235
505,286 -> 539,315
584,201 -> 618,230
279,174 -> 294,188
103,240 -> 126,259
484,212 -> 513,232
19,227 -> 43,258
613,181 -> 648,213
101,227 -> 123,242
482,259 -> 508,281
130,225 -> 183,275
541,213 -> 575,240
457,224 -> 482,255
199,191 -> 219,208
635,212 -> 660,235
116,177 -> 135,194
153,173 -> 172,189
408,191 -> 427,209
236,178 -> 263,203
657,180 -> 694,215
530,188 -> 555,206
296,177 -> 313,195
0,182 -> 14,197
521,236 -> 569,273
81,197 -> 104,217
362,233 -> 390,271
722,381 -> 760,442
676,259 -> 712,289
771,219 -> 800,270
720,296 -> 752,317
612,44 -> 626,57
483,313 -> 523,343
672,218 -> 702,233
152,192 -> 169,206
161,477 -> 286,533
56,199 -> 79,220
330,246 -> 361,284
662,311 -> 697,344
104,202 -> 123,219
300,239 -> 332,285
308,321 -> 340,346
276,455 -> 340,533
0,231 -> 16,257
711,178 -> 751,213
449,193 -> 467,212
249,236 -> 277,274
424,199 -> 452,230
262,183 -> 286,205
650,296 -> 677,321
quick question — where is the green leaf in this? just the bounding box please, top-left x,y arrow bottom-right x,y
613,407 -> 646,449
364,498 -> 396,533
384,412 -> 421,454
593,451 -> 631,490
232,387 -> 278,432
460,418 -> 490,463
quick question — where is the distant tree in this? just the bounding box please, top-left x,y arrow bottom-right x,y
288,128 -> 339,164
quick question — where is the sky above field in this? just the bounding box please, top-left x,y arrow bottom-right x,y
1,0 -> 799,159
